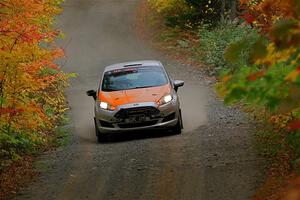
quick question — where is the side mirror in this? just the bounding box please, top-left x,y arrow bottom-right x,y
86,90 -> 97,100
173,80 -> 184,91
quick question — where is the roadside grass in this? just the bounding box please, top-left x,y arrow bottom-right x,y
52,126 -> 70,147
243,105 -> 299,199
50,115 -> 71,148
0,114 -> 71,199
136,0 -> 300,199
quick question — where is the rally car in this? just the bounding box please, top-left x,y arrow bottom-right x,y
87,60 -> 184,142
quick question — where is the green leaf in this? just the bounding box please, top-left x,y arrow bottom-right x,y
68,73 -> 78,78
224,87 -> 246,104
225,38 -> 248,63
271,19 -> 298,49
250,37 -> 268,61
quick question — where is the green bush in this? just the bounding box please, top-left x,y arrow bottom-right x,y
0,130 -> 41,168
185,0 -> 223,25
198,21 -> 259,71
287,131 -> 300,159
149,0 -> 238,28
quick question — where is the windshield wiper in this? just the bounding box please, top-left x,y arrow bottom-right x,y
131,86 -> 154,89
104,85 -> 158,92
103,89 -> 118,92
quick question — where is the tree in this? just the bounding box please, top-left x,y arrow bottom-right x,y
0,0 -> 69,160
217,0 -> 300,160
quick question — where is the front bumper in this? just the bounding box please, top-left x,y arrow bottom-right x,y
98,118 -> 178,134
94,98 -> 180,134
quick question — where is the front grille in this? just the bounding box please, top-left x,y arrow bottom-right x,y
115,106 -> 160,119
118,120 -> 158,128
99,120 -> 114,128
162,112 -> 176,122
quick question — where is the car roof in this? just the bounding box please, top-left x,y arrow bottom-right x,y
104,60 -> 163,72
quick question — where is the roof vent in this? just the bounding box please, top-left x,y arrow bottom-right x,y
123,63 -> 142,67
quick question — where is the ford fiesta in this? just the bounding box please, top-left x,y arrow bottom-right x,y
87,60 -> 184,142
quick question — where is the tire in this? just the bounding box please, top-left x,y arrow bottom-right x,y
172,110 -> 183,134
94,118 -> 107,143
97,133 -> 107,143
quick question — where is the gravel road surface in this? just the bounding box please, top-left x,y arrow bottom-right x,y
15,0 -> 265,199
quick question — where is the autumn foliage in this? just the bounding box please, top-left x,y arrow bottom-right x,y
0,0 -> 69,164
240,0 -> 298,31
218,0 -> 300,165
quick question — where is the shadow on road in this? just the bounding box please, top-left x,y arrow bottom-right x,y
79,130 -> 178,144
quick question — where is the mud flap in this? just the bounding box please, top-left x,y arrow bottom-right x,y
94,117 -> 99,136
179,109 -> 183,129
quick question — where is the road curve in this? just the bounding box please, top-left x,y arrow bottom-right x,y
15,0 -> 265,200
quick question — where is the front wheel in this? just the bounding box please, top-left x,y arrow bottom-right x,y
97,133 -> 107,143
172,110 -> 183,134
94,118 -> 107,143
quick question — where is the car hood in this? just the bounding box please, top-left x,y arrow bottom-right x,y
99,84 -> 171,107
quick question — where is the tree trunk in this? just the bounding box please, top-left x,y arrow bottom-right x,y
230,0 -> 238,20
220,0 -> 226,22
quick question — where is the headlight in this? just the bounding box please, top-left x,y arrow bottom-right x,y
99,101 -> 116,111
158,94 -> 173,106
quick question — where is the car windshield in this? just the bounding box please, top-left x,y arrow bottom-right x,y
102,66 -> 168,92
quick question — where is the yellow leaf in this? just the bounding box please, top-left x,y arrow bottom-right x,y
285,70 -> 300,82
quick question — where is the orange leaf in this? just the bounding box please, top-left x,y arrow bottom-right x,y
288,120 -> 300,131
247,71 -> 265,81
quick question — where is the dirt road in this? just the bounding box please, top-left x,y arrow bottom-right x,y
15,0 -> 265,199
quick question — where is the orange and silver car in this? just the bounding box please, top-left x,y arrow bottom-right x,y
87,60 -> 184,142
